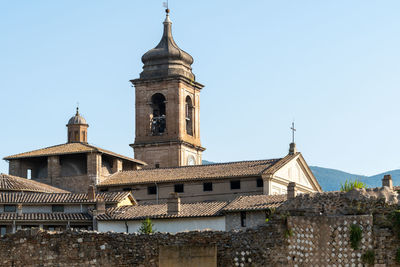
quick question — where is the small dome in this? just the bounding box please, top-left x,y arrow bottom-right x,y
140,13 -> 195,80
67,107 -> 87,125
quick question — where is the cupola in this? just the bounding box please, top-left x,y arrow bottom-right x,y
67,107 -> 89,143
140,9 -> 195,80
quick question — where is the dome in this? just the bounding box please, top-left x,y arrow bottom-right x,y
140,11 -> 195,80
67,107 -> 87,125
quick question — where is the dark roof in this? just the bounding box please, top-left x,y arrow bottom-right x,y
0,192 -> 132,204
0,174 -> 69,193
98,155 -> 299,187
97,201 -> 228,221
97,194 -> 288,221
0,213 -> 91,222
223,194 -> 286,212
4,142 -> 146,165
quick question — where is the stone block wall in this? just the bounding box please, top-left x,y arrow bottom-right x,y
0,221 -> 287,267
225,211 -> 267,231
287,215 -> 374,266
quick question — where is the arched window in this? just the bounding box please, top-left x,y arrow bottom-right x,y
185,96 -> 193,136
151,93 -> 166,135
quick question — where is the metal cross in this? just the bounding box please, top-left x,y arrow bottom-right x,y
290,122 -> 296,143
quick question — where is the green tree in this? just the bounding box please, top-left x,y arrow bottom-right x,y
138,218 -> 155,234
340,179 -> 366,192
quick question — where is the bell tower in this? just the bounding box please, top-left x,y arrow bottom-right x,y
130,9 -> 205,168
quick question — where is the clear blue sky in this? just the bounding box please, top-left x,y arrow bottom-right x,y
1,1 -> 399,176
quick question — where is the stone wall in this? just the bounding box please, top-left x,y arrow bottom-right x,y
1,188 -> 400,266
0,221 -> 287,267
225,211 -> 266,231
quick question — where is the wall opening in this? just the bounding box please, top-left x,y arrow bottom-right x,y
185,96 -> 193,136
60,154 -> 87,177
27,169 -> 32,180
151,93 -> 166,135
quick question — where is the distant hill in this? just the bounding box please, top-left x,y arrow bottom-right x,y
309,166 -> 400,191
202,160 -> 400,192
309,166 -> 367,191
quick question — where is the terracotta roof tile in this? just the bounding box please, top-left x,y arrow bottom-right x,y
223,194 -> 287,212
3,143 -> 146,165
0,213 -> 92,222
98,158 -> 287,186
97,201 -> 228,221
0,174 -> 69,193
98,194 -> 288,221
0,191 -> 131,204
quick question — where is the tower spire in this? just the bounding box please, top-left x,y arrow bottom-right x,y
138,6 -> 194,80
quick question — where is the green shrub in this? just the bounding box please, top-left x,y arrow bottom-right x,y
396,248 -> 400,263
284,228 -> 293,238
361,250 -> 375,265
138,218 -> 155,234
349,224 -> 362,250
340,179 -> 366,192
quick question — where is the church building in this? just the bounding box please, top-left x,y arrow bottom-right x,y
97,10 -> 322,203
3,9 -> 322,204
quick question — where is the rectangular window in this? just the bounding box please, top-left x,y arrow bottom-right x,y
100,188 -> 109,192
0,226 -> 6,236
27,169 -> 32,180
203,182 -> 213,191
240,211 -> 246,227
52,205 -> 64,213
122,188 -> 131,192
155,163 -> 160,168
147,186 -> 157,195
174,184 -> 184,193
256,178 -> 263,187
4,205 -> 16,212
230,180 -> 241,190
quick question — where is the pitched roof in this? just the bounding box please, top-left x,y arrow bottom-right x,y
0,213 -> 92,222
97,201 -> 228,221
98,156 -> 299,187
3,142 -> 146,165
223,194 -> 287,212
0,174 -> 69,193
0,191 -> 132,204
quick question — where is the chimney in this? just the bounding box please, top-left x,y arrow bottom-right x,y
287,182 -> 297,199
95,197 -> 106,215
17,204 -> 22,216
167,193 -> 180,215
289,143 -> 297,155
382,174 -> 393,190
88,185 -> 96,201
